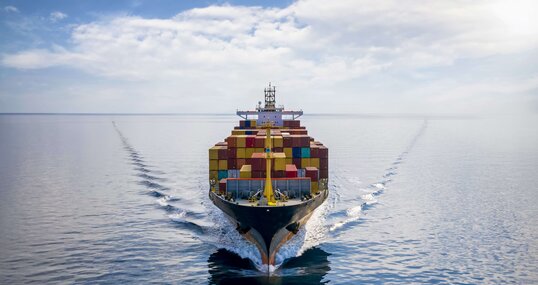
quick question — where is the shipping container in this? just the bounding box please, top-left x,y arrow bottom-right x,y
227,158 -> 237,169
209,170 -> 218,181
228,136 -> 237,147
237,135 -> 247,148
219,178 -> 227,193
310,158 -> 320,168
240,164 -> 252,178
209,146 -> 220,160
209,159 -> 219,171
273,136 -> 283,148
292,147 -> 302,158
301,147 -> 310,158
305,167 -> 319,181
246,136 -> 256,148
218,160 -> 228,170
218,170 -> 228,180
284,148 -> 292,158
228,169 -> 240,178
255,137 -> 265,148
236,148 -> 246,159
285,164 -> 298,178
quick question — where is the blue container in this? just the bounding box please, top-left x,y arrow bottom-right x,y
301,147 -> 311,158
245,120 -> 251,127
218,170 -> 228,180
245,131 -> 252,135
292,147 -> 302,158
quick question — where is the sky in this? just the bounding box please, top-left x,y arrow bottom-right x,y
0,0 -> 537,114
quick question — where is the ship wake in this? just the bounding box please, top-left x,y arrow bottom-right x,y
113,122 -> 205,233
328,120 -> 428,233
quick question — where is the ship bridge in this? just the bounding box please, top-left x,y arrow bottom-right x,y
236,83 -> 303,127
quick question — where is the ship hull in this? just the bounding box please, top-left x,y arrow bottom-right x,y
209,190 -> 328,268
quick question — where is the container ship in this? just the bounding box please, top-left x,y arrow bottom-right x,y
208,84 -> 329,270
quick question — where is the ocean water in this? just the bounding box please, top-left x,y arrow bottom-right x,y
0,114 -> 537,284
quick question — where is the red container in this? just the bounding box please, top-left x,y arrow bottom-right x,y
227,136 -> 237,147
273,147 -> 283,153
273,171 -> 285,178
228,148 -> 237,158
251,153 -> 266,171
300,135 -> 310,147
291,135 -> 301,147
285,164 -> 298,178
252,171 -> 265,178
227,158 -> 237,169
310,146 -> 319,158
305,167 -> 319,182
246,135 -> 256,147
255,137 -> 265,148
319,146 -> 328,158
218,148 -> 228,159
319,169 -> 328,179
219,179 -> 227,193
320,158 -> 328,170
237,159 -> 246,169
283,136 -> 293,147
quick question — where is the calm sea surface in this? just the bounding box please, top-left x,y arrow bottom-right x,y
0,114 -> 537,284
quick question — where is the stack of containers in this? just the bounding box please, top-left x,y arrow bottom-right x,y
209,118 -> 328,192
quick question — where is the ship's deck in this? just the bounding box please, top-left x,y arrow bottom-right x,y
213,191 -> 324,207
234,198 -> 305,207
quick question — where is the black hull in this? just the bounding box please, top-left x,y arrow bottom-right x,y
209,190 -> 328,268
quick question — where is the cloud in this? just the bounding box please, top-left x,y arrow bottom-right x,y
4,5 -> 19,13
1,0 -> 537,113
49,11 -> 68,22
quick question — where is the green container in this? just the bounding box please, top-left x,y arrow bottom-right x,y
301,147 -> 310,158
218,170 -> 228,180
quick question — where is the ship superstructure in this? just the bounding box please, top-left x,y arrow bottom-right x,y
208,84 -> 329,270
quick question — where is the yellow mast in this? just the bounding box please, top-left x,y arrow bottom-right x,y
263,122 -> 276,205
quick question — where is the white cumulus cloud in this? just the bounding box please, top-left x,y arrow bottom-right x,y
4,5 -> 19,13
1,0 -> 537,114
49,11 -> 68,22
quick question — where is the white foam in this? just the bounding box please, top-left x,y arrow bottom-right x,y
373,183 -> 385,189
361,193 -> 375,201
329,204 -> 363,232
156,195 -> 172,206
168,210 -> 187,221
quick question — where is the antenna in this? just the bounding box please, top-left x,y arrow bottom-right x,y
264,82 -> 276,111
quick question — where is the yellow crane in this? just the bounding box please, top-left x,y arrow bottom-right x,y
263,122 -> 277,206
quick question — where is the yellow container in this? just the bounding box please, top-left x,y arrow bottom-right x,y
218,160 -> 228,170
209,170 -> 218,181
245,148 -> 255,159
272,152 -> 286,159
301,158 -> 311,168
284,148 -> 292,158
255,148 -> 264,154
311,181 -> 319,193
240,165 -> 252,178
209,146 -> 219,160
250,120 -> 257,127
236,135 -> 247,148
209,159 -> 219,171
273,136 -> 283,148
232,130 -> 246,135
236,148 -> 246,159
310,158 -> 320,168
286,158 -> 293,165
274,158 -> 286,171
